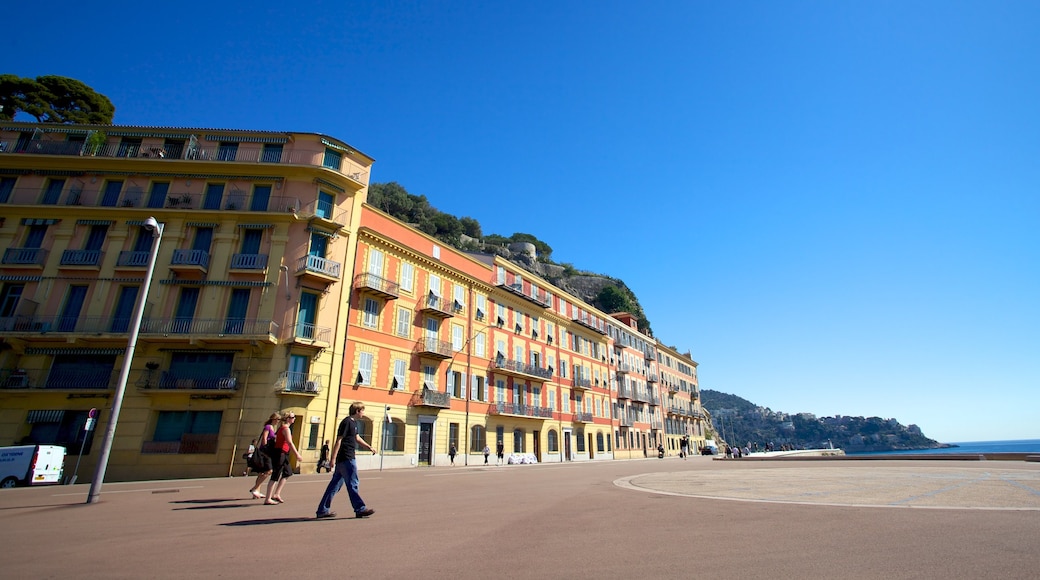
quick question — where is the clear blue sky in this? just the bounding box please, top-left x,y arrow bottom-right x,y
7,2 -> 1038,443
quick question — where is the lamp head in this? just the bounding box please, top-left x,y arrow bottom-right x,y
144,217 -> 163,237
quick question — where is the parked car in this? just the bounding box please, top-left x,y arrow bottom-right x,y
0,445 -> 66,488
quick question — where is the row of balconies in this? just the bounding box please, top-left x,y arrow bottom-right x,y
0,184 -> 309,213
0,316 -> 336,347
489,402 -> 554,419
0,138 -> 368,184
0,366 -> 324,396
1,248 -> 341,282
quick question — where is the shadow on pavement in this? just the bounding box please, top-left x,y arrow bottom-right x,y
220,516 -> 330,526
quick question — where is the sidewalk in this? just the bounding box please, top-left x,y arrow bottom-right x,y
1,457 -> 1037,579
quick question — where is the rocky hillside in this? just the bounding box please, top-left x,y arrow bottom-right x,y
701,389 -> 946,452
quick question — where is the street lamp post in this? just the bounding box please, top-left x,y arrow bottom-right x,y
87,217 -> 163,504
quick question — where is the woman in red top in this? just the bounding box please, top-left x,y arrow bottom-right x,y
264,411 -> 303,505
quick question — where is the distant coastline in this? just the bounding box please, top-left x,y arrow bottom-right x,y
847,439 -> 1040,456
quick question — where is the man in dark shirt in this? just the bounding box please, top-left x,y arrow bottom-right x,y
315,401 -> 377,519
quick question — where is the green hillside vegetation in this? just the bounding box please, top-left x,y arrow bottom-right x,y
701,389 -> 945,452
368,182 -> 652,334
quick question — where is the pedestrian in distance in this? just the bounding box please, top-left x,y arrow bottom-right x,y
449,443 -> 457,466
248,413 -> 279,499
242,439 -> 256,476
264,411 -> 303,505
496,441 -> 504,465
483,444 -> 490,465
315,401 -> 377,520
318,440 -> 331,473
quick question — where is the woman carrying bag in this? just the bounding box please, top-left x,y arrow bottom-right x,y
248,412 -> 280,499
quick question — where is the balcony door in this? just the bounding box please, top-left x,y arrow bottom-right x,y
223,289 -> 249,334
288,354 -> 309,390
297,292 -> 317,339
174,288 -> 199,333
110,286 -> 139,332
58,285 -> 88,332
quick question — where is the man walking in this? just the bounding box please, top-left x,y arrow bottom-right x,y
315,402 -> 377,519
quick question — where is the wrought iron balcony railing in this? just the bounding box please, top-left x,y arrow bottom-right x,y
489,402 -> 553,419
353,273 -> 400,300
277,371 -> 323,394
153,371 -> 239,391
492,357 -> 553,380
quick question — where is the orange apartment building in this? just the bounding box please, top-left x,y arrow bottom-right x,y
344,206 -> 617,467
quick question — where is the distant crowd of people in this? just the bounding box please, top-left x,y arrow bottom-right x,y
722,441 -> 800,458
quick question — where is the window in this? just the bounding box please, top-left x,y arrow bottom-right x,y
400,263 -> 414,292
450,371 -> 463,398
42,178 -> 64,204
358,352 -> 374,385
250,185 -> 272,211
475,294 -> 486,321
597,432 -> 606,452
428,273 -> 441,298
474,333 -> 485,358
357,418 -> 371,443
472,375 -> 486,402
396,307 -> 411,338
261,144 -> 283,163
203,183 -> 224,210
453,284 -> 465,311
512,428 -> 524,453
0,283 -> 25,317
117,138 -> 142,158
449,423 -> 459,451
363,298 -> 379,328
367,248 -> 384,276
322,147 -> 342,170
296,292 -> 318,339
423,365 -> 436,388
576,430 -> 585,452
548,389 -> 556,411
151,410 -> 222,453
100,180 -> 123,207
548,429 -> 559,452
392,359 -> 407,390
25,410 -> 95,453
217,142 -> 238,161
307,423 -> 319,449
317,191 -> 334,219
470,425 -> 486,452
165,352 -> 234,389
560,360 -> 568,379
382,418 -> 405,452
0,177 -> 16,203
452,324 -> 464,351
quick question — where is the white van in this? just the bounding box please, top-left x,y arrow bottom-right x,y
0,445 -> 66,488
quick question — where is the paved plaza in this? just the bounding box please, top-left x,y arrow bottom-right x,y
1,457 -> 1038,579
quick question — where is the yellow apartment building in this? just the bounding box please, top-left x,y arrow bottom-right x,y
656,342 -> 705,455
0,122 -> 371,482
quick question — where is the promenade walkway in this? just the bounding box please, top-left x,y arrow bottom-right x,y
1,457 -> 1037,579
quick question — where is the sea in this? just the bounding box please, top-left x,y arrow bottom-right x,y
847,439 -> 1040,456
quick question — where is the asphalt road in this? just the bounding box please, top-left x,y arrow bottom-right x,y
1,457 -> 1038,579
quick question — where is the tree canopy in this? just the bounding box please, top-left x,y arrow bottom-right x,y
0,75 -> 115,124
